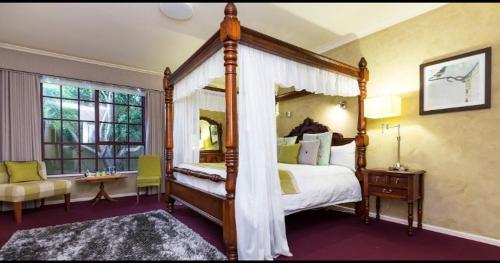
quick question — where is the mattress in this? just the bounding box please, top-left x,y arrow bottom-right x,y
173,162 -> 362,215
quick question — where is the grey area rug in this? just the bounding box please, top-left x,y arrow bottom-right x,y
0,209 -> 226,260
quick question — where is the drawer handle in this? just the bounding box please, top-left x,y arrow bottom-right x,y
375,176 -> 379,183
395,178 -> 400,184
382,188 -> 393,194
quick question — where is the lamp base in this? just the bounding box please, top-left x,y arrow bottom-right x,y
388,163 -> 408,171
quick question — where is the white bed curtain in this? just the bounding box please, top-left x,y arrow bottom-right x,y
236,45 -> 292,259
197,89 -> 226,112
173,94 -> 200,166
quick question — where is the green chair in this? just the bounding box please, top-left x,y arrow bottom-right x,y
136,155 -> 162,202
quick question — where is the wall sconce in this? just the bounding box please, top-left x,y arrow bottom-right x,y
337,100 -> 347,109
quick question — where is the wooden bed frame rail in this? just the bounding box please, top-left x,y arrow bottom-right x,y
164,3 -> 369,260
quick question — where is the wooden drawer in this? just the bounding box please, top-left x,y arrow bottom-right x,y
388,175 -> 408,189
369,186 -> 407,198
368,174 -> 388,186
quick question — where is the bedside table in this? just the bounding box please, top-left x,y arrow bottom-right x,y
363,168 -> 425,236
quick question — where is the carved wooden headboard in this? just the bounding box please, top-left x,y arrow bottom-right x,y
286,117 -> 354,146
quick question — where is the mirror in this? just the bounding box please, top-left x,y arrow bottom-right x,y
199,117 -> 222,152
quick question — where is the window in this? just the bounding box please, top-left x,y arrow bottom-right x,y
41,82 -> 145,175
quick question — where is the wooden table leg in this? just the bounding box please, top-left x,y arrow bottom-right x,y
364,195 -> 370,224
92,182 -> 117,206
417,198 -> 423,229
408,201 -> 414,236
376,196 -> 381,220
418,175 -> 424,229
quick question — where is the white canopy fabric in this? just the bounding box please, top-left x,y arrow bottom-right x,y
197,89 -> 226,112
173,49 -> 225,102
171,44 -> 360,260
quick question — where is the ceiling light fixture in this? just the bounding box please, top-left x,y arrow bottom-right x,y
159,3 -> 193,21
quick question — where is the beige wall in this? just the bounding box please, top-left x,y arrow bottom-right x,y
0,47 -> 163,91
0,47 -> 163,204
323,3 -> 500,239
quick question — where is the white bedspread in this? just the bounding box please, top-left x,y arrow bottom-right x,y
174,163 -> 362,215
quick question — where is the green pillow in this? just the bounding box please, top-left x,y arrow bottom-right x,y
303,132 -> 333,165
278,144 -> 301,164
0,162 -> 8,184
5,161 -> 41,183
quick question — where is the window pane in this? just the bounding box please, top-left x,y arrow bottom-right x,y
63,145 -> 79,159
62,86 -> 78,99
79,88 -> 95,101
43,97 -> 61,118
43,83 -> 60,97
114,93 -> 128,104
62,121 -> 79,143
99,90 -> 113,103
129,125 -> 142,142
115,124 -> 128,142
115,159 -> 129,171
98,159 -> 114,171
116,145 -> 129,158
63,160 -> 79,174
99,103 -> 113,122
62,99 -> 78,120
80,101 -> 95,121
129,95 -> 142,106
44,144 -> 61,159
80,122 -> 95,143
130,158 -> 138,171
45,160 -> 61,175
129,107 -> 142,124
43,120 -> 61,143
114,105 -> 128,123
81,145 -> 96,158
98,145 -> 114,158
130,145 -> 144,157
82,159 -> 96,173
99,123 -> 113,141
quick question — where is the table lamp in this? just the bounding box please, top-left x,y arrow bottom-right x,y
365,95 -> 407,171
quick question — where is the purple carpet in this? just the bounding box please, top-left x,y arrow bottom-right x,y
1,195 -> 499,260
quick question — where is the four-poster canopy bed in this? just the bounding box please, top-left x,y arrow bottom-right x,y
163,3 -> 369,260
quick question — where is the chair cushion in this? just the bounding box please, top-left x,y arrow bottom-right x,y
0,163 -> 8,184
5,161 -> 41,183
137,176 -> 161,187
0,180 -> 72,202
138,155 -> 161,179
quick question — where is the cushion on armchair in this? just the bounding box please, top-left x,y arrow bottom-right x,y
137,155 -> 161,188
5,161 -> 41,183
0,163 -> 8,184
0,180 -> 72,202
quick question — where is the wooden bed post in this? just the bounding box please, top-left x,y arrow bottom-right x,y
355,57 -> 369,217
164,67 -> 175,212
220,2 -> 240,261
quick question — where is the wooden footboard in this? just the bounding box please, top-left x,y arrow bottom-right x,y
168,178 -> 224,225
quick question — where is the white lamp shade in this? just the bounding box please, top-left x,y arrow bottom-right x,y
365,95 -> 401,119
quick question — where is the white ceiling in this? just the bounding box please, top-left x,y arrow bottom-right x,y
0,3 -> 446,75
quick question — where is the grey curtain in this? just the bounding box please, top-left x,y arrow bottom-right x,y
145,89 -> 166,186
0,70 -> 42,161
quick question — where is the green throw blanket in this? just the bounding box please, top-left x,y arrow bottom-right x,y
191,162 -> 299,195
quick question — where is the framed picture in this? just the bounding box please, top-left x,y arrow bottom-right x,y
209,124 -> 218,144
419,47 -> 491,115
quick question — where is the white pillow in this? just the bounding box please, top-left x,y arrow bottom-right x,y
330,141 -> 356,171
